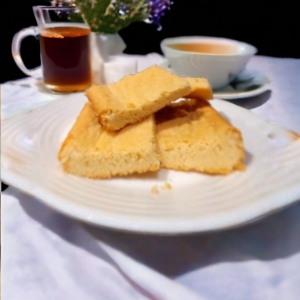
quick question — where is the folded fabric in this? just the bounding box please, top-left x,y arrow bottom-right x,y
1,189 -> 205,300
104,53 -> 169,84
2,187 -> 300,300
103,56 -> 138,85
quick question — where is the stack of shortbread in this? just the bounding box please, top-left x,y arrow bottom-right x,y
59,66 -> 245,178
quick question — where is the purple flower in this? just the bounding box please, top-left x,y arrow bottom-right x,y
147,0 -> 173,30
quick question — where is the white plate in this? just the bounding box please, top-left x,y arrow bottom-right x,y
2,94 -> 300,234
213,69 -> 270,100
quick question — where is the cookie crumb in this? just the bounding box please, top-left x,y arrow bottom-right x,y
162,182 -> 172,191
151,185 -> 159,198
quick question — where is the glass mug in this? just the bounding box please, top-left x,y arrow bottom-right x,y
12,6 -> 92,93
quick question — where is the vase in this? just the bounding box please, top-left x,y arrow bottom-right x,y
90,33 -> 127,85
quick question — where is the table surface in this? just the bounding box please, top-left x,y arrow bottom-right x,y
1,55 -> 300,300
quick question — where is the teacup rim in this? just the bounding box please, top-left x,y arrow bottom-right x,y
160,36 -> 257,57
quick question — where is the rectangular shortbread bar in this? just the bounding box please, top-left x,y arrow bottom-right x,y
59,102 -> 160,178
155,99 -> 245,174
86,65 -> 191,131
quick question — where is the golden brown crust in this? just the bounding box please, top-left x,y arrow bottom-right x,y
59,102 -> 160,178
86,65 -> 191,131
155,98 -> 245,174
59,67 -> 246,179
182,77 -> 214,101
86,85 -> 118,116
289,130 -> 300,140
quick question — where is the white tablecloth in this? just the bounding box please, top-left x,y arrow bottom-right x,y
1,55 -> 300,300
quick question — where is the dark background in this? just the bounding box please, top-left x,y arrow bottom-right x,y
1,0 -> 300,84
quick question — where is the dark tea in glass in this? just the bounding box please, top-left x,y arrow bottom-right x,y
40,26 -> 91,93
12,6 -> 92,93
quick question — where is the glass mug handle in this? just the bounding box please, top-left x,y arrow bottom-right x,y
12,26 -> 42,78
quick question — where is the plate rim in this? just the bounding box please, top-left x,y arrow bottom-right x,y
2,96 -> 300,234
2,169 -> 300,234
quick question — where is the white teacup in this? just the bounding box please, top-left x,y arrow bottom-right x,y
160,36 -> 257,89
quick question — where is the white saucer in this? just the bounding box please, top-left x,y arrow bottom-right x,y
213,69 -> 270,100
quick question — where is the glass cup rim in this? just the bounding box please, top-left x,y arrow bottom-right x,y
34,5 -> 80,12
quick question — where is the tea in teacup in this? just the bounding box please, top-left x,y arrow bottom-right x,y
161,36 -> 257,89
167,43 -> 239,55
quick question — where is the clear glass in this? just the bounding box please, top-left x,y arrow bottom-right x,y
12,6 -> 92,93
